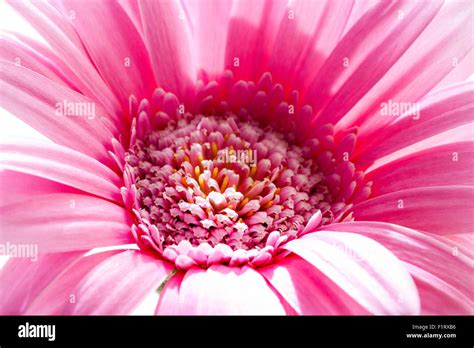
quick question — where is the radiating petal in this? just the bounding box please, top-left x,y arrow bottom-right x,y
0,251 -> 83,314
0,170 -> 79,206
278,0 -> 354,92
353,82 -> 474,168
0,140 -> 122,203
305,0 -> 443,126
59,0 -> 156,104
352,186 -> 474,235
224,0 -> 287,80
259,255 -> 369,315
0,34 -> 79,89
0,193 -> 133,253
6,0 -> 122,118
24,250 -> 119,314
156,265 -> 286,315
138,0 -> 195,100
283,232 -> 420,314
365,142 -> 474,196
336,1 -> 473,135
26,250 -> 173,315
183,0 -> 232,79
0,59 -> 119,166
320,222 -> 473,314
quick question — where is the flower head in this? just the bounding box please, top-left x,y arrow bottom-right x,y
0,0 -> 472,315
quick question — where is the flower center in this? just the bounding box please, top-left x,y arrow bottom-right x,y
118,71 -> 371,270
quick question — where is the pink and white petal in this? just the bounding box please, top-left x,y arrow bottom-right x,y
24,250 -> 120,314
0,59 -> 119,166
432,49 -> 474,92
0,251 -> 84,314
444,233 -> 474,251
59,0 -> 156,104
6,0 -> 122,119
283,232 -> 420,315
0,193 -> 133,253
138,0 -> 195,100
352,186 -> 474,235
304,0 -> 443,126
156,265 -> 286,315
289,0 -> 355,93
365,142 -> 474,197
0,170 -> 79,206
408,266 -> 473,315
184,0 -> 232,79
336,1 -> 473,136
320,222 -> 473,314
364,122 -> 474,173
0,34 -> 78,89
259,255 -> 369,315
0,140 -> 122,203
61,251 -> 172,315
353,82 -> 474,168
118,0 -> 143,34
224,0 -> 287,81
341,0 -> 379,36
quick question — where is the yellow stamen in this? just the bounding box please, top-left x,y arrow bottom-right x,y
198,153 -> 204,163
263,200 -> 274,209
221,175 -> 229,191
239,197 -> 249,208
250,165 -> 257,178
211,142 -> 218,158
212,167 -> 219,179
198,175 -> 205,191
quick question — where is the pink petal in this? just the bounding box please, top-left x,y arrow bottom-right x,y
283,232 -> 420,314
336,0 -> 473,136
0,193 -> 133,253
433,49 -> 474,92
7,0 -> 122,118
118,0 -> 143,33
445,233 -> 474,250
33,251 -> 172,315
1,140 -> 122,203
0,34 -> 78,89
184,0 -> 232,79
0,170 -> 79,206
352,186 -> 474,235
279,0 -> 354,93
0,59 -> 119,166
23,250 -> 127,314
59,0 -> 156,104
156,265 -> 286,315
224,0 -> 287,80
341,0 -> 380,35
320,222 -> 473,314
305,0 -> 443,125
138,0 -> 194,99
365,142 -> 474,197
0,251 -> 83,314
259,255 -> 369,315
353,82 -> 474,168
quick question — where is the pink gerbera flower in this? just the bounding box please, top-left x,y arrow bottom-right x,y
0,0 -> 473,315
